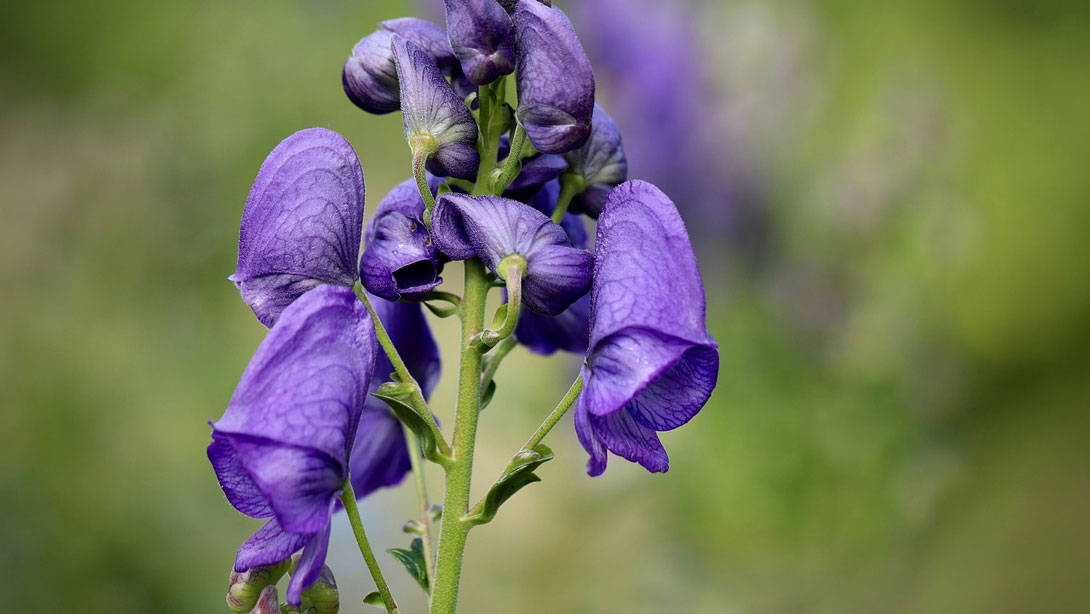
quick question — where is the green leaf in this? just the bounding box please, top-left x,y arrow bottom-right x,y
480,379 -> 497,411
424,300 -> 459,319
387,537 -> 429,593
362,591 -> 385,608
373,384 -> 449,465
464,444 -> 555,526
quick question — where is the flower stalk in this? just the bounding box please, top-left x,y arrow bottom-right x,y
340,479 -> 399,614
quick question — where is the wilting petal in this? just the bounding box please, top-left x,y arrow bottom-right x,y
576,181 -> 719,475
444,0 -> 516,85
231,128 -> 364,327
286,523 -> 333,606
431,194 -> 592,315
514,1 -> 595,153
235,517 -> 312,573
565,104 -> 628,218
344,19 -> 458,115
211,286 -> 375,527
393,36 -> 480,180
359,180 -> 443,301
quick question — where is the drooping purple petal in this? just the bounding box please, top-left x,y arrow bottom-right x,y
514,0 -> 595,153
431,193 -> 592,315
359,179 -> 444,301
565,104 -> 627,218
392,36 -> 481,180
286,523 -> 333,606
576,181 -> 719,476
444,0 -> 516,85
235,517 -> 313,573
230,128 -> 364,328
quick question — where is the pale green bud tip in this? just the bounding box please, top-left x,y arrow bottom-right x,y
226,560 -> 291,612
300,565 -> 339,614
402,519 -> 425,535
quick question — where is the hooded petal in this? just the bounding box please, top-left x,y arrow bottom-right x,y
210,286 -> 375,528
576,181 -> 718,475
444,0 -> 517,85
431,193 -> 592,315
286,523 -> 333,606
566,104 -> 628,218
359,179 -> 444,301
393,36 -> 480,180
231,128 -> 364,327
344,19 -> 458,115
514,1 -> 595,153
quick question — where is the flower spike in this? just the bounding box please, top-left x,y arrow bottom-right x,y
444,0 -> 517,85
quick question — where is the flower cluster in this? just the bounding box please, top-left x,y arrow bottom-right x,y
209,1 -> 718,610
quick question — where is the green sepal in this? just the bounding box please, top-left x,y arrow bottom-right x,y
361,592 -> 385,609
463,444 -> 554,526
387,537 -> 430,594
373,383 -> 451,466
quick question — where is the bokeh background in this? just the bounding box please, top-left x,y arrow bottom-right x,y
2,0 -> 1088,612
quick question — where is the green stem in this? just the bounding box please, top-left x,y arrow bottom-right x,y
353,283 -> 452,460
403,424 -> 436,578
522,373 -> 584,451
472,255 -> 525,351
479,336 -> 518,398
341,480 -> 399,614
429,259 -> 490,614
551,172 -> 586,223
491,123 -> 528,193
412,144 -> 437,227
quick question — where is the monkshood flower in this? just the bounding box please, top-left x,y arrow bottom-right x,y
444,0 -> 516,85
343,18 -> 456,114
350,293 -> 441,498
208,285 -> 376,605
230,128 -> 364,328
514,180 -> 591,354
513,0 -> 595,154
564,104 -> 628,218
359,178 -> 444,301
575,181 -> 719,476
393,35 -> 480,180
431,193 -> 592,315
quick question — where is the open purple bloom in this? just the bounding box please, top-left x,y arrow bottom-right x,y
343,18 -> 457,115
431,193 -> 592,315
513,0 -> 595,154
393,35 -> 481,180
359,179 -> 444,301
230,128 -> 364,328
350,293 -> 441,497
575,181 -> 719,476
208,285 -> 376,604
444,0 -> 516,85
565,104 -> 628,218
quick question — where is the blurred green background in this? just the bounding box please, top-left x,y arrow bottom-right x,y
2,1 -> 1088,612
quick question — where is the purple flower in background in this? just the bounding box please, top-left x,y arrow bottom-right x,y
343,18 -> 457,115
513,0 -> 595,154
393,36 -> 481,180
564,104 -> 627,218
432,193 -> 592,315
444,0 -> 516,85
350,294 -> 441,498
208,286 -> 376,604
359,179 -> 444,301
230,128 -> 364,328
575,181 -> 719,476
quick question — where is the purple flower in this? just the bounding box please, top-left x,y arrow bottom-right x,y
343,18 -> 457,115
444,0 -> 516,85
230,128 -> 364,328
393,35 -> 481,180
513,0 -> 595,154
565,104 -> 628,218
575,181 -> 719,476
208,285 -> 376,605
431,193 -> 592,315
350,294 -> 441,498
359,179 -> 444,301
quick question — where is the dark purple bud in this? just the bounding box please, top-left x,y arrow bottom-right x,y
393,36 -> 481,180
344,18 -> 458,115
575,181 -> 719,476
350,294 -> 441,498
359,180 -> 444,301
432,193 -> 592,315
230,128 -> 364,328
444,0 -> 516,85
207,285 -> 375,604
514,0 -> 594,153
565,104 -> 628,218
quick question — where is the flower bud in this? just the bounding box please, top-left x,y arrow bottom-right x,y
514,0 -> 595,153
444,0 -> 516,85
300,565 -> 339,614
226,560 -> 290,612
393,35 -> 481,180
250,585 -> 280,614
564,104 -> 628,218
